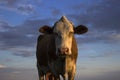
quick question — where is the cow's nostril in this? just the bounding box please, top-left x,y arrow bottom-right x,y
58,48 -> 69,54
64,48 -> 69,52
67,48 -> 69,52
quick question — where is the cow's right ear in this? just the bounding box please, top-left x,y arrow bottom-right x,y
39,25 -> 53,34
74,25 -> 88,34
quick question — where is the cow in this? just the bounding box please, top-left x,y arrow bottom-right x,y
36,16 -> 88,80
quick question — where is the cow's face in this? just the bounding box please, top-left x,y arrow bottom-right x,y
53,16 -> 74,56
39,16 -> 88,57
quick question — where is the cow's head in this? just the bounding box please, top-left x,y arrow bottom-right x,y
39,16 -> 88,57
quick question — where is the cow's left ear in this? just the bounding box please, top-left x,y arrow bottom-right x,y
39,25 -> 53,34
74,25 -> 88,34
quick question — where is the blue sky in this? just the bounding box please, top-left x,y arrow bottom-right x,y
0,0 -> 120,80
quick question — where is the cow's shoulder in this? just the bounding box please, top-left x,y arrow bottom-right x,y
37,34 -> 51,43
38,35 -> 44,41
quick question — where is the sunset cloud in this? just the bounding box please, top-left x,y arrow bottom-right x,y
0,64 -> 6,68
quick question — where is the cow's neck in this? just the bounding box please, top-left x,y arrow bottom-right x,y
56,56 -> 76,78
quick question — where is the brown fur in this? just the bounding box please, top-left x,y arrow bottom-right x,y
36,34 -> 59,80
36,16 -> 88,80
36,34 -> 78,80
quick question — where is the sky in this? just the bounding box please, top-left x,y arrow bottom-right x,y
0,0 -> 120,80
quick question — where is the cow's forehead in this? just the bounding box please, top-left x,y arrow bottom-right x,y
53,16 -> 74,33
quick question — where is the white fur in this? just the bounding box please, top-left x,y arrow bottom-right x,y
53,16 -> 74,55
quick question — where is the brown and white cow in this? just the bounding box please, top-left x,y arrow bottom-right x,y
36,16 -> 88,80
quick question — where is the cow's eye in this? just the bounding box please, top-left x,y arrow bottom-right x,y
54,32 -> 62,38
54,32 -> 58,36
54,32 -> 60,37
69,32 -> 74,36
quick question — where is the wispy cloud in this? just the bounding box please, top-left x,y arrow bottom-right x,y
68,0 -> 120,32
0,66 -> 120,80
0,0 -> 18,6
0,18 -> 53,58
17,4 -> 35,15
0,64 -> 6,68
0,20 -> 14,32
0,67 -> 38,80
87,51 -> 120,59
0,0 -> 35,15
12,47 -> 34,57
68,0 -> 120,44
76,70 -> 120,80
51,8 -> 61,16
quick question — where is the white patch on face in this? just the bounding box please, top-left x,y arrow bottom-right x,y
53,18 -> 74,55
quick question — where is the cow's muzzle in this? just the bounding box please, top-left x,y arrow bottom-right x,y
58,47 -> 69,56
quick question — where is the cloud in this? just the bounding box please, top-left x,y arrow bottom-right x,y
0,20 -> 14,32
77,30 -> 120,44
67,0 -> 120,44
0,67 -> 38,80
17,4 -> 35,15
4,59 -> 13,62
87,51 -> 120,59
0,20 -> 36,48
0,0 -> 35,15
0,66 -> 120,80
1,0 -> 120,58
68,0 -> 120,32
0,0 -> 18,6
12,48 -> 34,57
69,0 -> 120,45
0,18 -> 53,57
0,68 -> 120,80
76,70 -> 120,80
0,64 -> 6,68
51,8 -> 61,16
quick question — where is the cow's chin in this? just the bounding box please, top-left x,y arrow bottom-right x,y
57,52 -> 71,57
